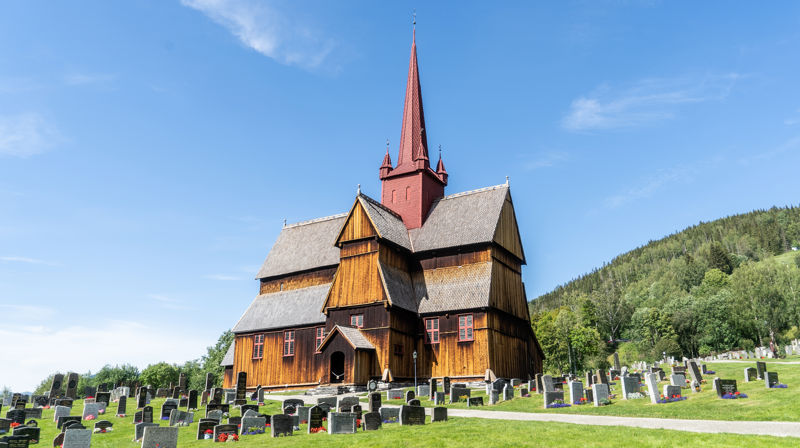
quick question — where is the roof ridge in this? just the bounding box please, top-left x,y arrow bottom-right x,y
284,212 -> 347,229
439,184 -> 508,201
358,193 -> 405,221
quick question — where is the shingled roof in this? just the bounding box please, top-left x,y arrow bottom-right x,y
318,325 -> 376,351
414,261 -> 493,314
378,261 -> 418,312
357,195 -> 412,251
232,284 -> 329,333
409,184 -> 510,253
220,341 -> 235,367
256,214 -> 346,279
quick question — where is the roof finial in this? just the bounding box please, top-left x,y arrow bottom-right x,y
505,176 -> 509,186
386,138 -> 390,152
283,218 -> 287,227
413,9 -> 416,29
357,183 -> 361,195
438,144 -> 442,159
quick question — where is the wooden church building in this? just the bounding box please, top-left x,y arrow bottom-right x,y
221,31 -> 543,390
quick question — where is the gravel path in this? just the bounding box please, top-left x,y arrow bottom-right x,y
262,393 -> 800,438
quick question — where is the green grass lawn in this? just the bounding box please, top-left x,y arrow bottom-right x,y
9,397 -> 799,447
372,361 -> 799,421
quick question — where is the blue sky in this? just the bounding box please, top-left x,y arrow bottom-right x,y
2,1 -> 800,391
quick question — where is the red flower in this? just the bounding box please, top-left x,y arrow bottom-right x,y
232,434 -> 239,441
10,422 -> 20,428
204,429 -> 213,434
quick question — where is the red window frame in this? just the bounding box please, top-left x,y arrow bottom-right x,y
315,327 -> 325,353
283,330 -> 295,357
458,314 -> 474,342
350,314 -> 364,328
425,318 -> 440,344
252,333 -> 264,359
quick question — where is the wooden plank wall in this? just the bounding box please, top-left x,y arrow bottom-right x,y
259,267 -> 336,294
486,310 -> 536,378
325,241 -> 385,309
489,258 -> 529,321
337,201 -> 376,244
233,326 -> 326,388
493,196 -> 525,262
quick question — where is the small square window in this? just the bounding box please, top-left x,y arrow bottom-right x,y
350,314 -> 364,328
458,314 -> 474,342
283,330 -> 295,356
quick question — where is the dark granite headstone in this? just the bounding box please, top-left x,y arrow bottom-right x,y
2,434 -> 30,448
5,411 -> 24,425
187,390 -> 198,410
132,411 -> 143,424
307,406 -> 324,434
94,393 -> 110,407
116,396 -> 127,416
57,416 -> 80,430
337,397 -> 358,411
52,432 -> 64,447
228,416 -> 241,427
399,405 -> 425,426
431,406 -> 447,422
205,373 -> 214,391
196,420 -> 216,440
407,399 -> 420,406
468,397 -> 484,407
13,426 -> 39,444
443,377 -> 451,394
270,414 -> 292,437
714,379 -> 738,397
756,362 -> 767,380
212,424 -> 238,441
405,390 -> 415,403
93,420 -> 113,432
160,402 -> 176,421
65,374 -> 79,400
240,404 -> 258,415
235,372 -> 247,402
48,375 -> 64,400
765,371 -> 780,388
430,378 -> 438,399
362,411 -> 381,431
142,406 -> 153,424
368,392 -> 381,412
205,404 -> 229,415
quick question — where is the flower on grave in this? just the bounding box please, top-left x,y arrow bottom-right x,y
98,409 -> 104,414
205,429 -> 213,434
10,422 -> 20,428
231,434 -> 239,441
86,415 -> 95,421
218,433 -> 228,442
734,391 -> 740,395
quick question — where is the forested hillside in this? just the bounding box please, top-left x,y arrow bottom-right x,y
529,206 -> 800,374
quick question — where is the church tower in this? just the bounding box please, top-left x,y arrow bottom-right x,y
380,30 -> 447,229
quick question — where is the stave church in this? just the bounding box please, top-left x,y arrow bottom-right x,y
221,30 -> 544,390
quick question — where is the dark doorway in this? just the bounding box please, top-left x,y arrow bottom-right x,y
330,351 -> 345,383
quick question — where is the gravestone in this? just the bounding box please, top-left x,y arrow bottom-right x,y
386,389 -> 402,400
65,374 -> 79,400
670,374 -> 686,388
134,422 -> 158,441
399,405 -> 425,426
93,420 -> 112,432
433,392 -> 445,405
714,379 -> 738,397
756,362 -> 767,380
48,375 -> 64,400
160,402 -> 176,421
328,412 -> 357,434
205,404 -> 229,416
213,423 -> 238,441
0,418 -> 11,435
116,396 -> 127,416
362,411 -> 382,430
541,375 -> 555,393
205,373 -> 214,391
62,421 -> 85,432
597,369 -> 608,385
196,420 -> 215,440
270,414 -> 292,437
613,352 -> 621,371
765,371 -> 780,388
379,407 -> 399,424
568,380 -> 583,404
316,396 -> 337,410
744,367 -> 757,382
141,426 -> 177,448
407,399 -> 420,407
205,410 -> 222,422
136,392 -> 147,409
13,425 -> 40,444
5,411 -> 24,426
429,378 -> 438,399
283,399 -> 305,414
592,383 -> 609,406
307,406 -> 324,434
187,390 -> 198,410
81,403 -> 100,420
228,416 -> 241,427
621,376 -> 640,399
543,391 -> 563,408
337,397 -> 358,411
442,377 -> 451,395
688,360 -> 703,385
52,406 -> 70,425
235,372 -> 247,402
32,396 -> 48,409
431,407 -> 447,422
168,409 -> 192,426
503,384 -> 514,401
645,373 -> 660,404
62,428 -> 90,448
404,390 -> 415,403
178,373 -> 186,393
94,393 -> 110,407
0,434 -> 30,448
141,406 -> 153,424
210,388 -> 223,405
417,385 -> 430,397
52,432 -> 65,447
57,416 -> 81,430
368,392 -> 381,412
449,386 -> 470,403
488,389 -> 500,405
296,406 -> 310,424
663,385 -> 681,399
535,373 -> 543,394
467,397 -> 484,407
241,416 -> 266,434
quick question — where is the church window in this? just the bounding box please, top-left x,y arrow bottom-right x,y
283,330 -> 295,356
458,314 -> 474,342
406,186 -> 410,200
315,326 -> 325,352
425,318 -> 439,344
252,334 -> 264,359
350,314 -> 364,328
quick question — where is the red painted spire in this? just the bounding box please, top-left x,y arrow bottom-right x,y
379,142 -> 392,177
397,29 -> 429,168
436,145 -> 448,184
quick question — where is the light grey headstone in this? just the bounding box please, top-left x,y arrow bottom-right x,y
488,389 -> 500,405
328,412 -> 357,434
663,385 -> 681,399
168,409 -> 192,426
670,374 -> 685,388
568,380 -> 583,404
503,384 -> 514,401
63,428 -> 91,448
541,375 -> 555,392
379,407 -> 399,423
543,391 -> 563,408
386,389 -> 403,400
621,376 -> 640,399
241,416 -> 266,434
416,385 -> 430,397
53,405 -> 70,422
82,402 -> 101,420
141,426 -> 178,448
134,422 -> 159,441
645,373 -> 659,404
592,383 -> 609,406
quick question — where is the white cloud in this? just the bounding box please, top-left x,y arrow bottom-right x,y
563,73 -> 742,131
0,320 -> 213,392
0,113 -> 59,157
604,166 -> 694,209
523,151 -> 570,171
0,256 -> 51,264
181,0 -> 336,69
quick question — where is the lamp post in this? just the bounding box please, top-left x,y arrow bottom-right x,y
413,350 -> 418,392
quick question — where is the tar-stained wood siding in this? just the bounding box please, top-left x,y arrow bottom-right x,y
325,250 -> 384,310
259,267 -> 336,294
418,249 -> 491,270
232,326 -> 326,389
485,309 -> 538,378
336,200 -> 377,245
489,258 -> 529,320
493,195 -> 525,263
223,367 -> 233,389
326,304 -> 388,381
